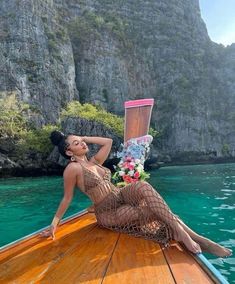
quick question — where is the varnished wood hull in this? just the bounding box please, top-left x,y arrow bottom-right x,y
0,211 -> 228,283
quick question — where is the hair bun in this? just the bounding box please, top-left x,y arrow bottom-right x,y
50,130 -> 65,146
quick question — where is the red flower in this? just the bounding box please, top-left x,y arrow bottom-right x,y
123,175 -> 132,183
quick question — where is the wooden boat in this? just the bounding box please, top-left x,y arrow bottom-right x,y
0,99 -> 229,283
0,210 -> 229,283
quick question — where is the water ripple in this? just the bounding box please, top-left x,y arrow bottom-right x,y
213,205 -> 235,210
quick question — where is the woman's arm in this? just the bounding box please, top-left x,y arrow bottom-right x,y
52,168 -> 76,223
83,136 -> 113,165
40,165 -> 77,239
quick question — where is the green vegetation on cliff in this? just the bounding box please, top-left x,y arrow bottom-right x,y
0,94 -> 59,154
0,93 -> 28,138
61,100 -> 158,138
0,95 -> 158,157
67,10 -> 130,54
18,125 -> 60,154
61,101 -> 124,136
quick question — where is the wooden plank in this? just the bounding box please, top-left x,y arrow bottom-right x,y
124,105 -> 152,141
0,213 -> 97,283
138,106 -> 152,137
39,227 -> 119,284
103,234 -> 176,284
162,241 -> 215,284
0,213 -> 97,262
0,213 -> 216,284
124,107 -> 141,141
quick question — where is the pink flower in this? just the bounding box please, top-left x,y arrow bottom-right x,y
134,171 -> 140,178
123,162 -> 129,168
128,164 -> 134,171
123,161 -> 134,171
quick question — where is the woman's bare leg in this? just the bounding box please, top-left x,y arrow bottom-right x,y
138,182 -> 233,257
121,182 -> 202,254
174,216 -> 232,257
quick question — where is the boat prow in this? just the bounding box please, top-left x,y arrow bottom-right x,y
0,210 -> 229,283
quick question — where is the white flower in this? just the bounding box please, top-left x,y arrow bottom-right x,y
128,170 -> 135,176
119,171 -> 125,176
135,159 -> 140,164
137,165 -> 144,172
120,167 -> 125,171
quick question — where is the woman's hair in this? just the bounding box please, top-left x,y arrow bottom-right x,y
50,130 -> 70,159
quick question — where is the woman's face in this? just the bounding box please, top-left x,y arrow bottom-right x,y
65,135 -> 89,157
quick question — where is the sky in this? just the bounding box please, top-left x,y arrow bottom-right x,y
199,0 -> 235,46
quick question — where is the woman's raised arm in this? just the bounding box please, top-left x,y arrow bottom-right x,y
83,136 -> 113,165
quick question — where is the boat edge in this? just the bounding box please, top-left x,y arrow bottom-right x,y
0,209 -> 89,253
194,253 -> 229,284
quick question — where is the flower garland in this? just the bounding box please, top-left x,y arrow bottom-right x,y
112,135 -> 153,187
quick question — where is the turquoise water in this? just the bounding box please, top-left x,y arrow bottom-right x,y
150,163 -> 235,283
0,163 -> 234,283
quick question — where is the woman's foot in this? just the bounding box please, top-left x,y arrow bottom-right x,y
175,225 -> 202,254
173,215 -> 232,257
197,237 -> 232,257
180,234 -> 202,254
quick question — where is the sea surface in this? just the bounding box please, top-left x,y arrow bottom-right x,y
0,163 -> 234,283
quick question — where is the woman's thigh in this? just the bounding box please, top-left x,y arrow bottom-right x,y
120,181 -> 156,206
96,204 -> 139,227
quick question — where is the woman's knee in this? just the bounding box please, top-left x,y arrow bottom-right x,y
131,181 -> 153,195
137,181 -> 156,196
137,180 -> 150,187
138,181 -> 155,191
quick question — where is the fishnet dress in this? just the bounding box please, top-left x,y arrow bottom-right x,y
78,161 -> 181,247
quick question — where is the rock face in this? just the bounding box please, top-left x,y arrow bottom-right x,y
49,117 -> 122,167
0,0 -> 78,125
0,117 -> 122,176
0,0 -> 235,171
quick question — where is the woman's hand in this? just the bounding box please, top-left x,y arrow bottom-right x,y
39,225 -> 56,240
86,136 -> 113,165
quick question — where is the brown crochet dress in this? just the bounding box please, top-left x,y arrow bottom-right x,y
78,161 -> 180,247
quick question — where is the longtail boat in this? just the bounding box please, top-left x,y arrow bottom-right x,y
0,210 -> 229,283
0,99 -> 229,283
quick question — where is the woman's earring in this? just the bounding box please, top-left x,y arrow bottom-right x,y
71,156 -> 76,162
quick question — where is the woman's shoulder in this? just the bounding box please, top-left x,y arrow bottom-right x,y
63,162 -> 82,177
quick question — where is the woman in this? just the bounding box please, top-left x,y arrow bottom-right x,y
40,130 -> 232,257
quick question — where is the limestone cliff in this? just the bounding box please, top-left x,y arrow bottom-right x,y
0,0 -> 235,172
0,0 -> 78,125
